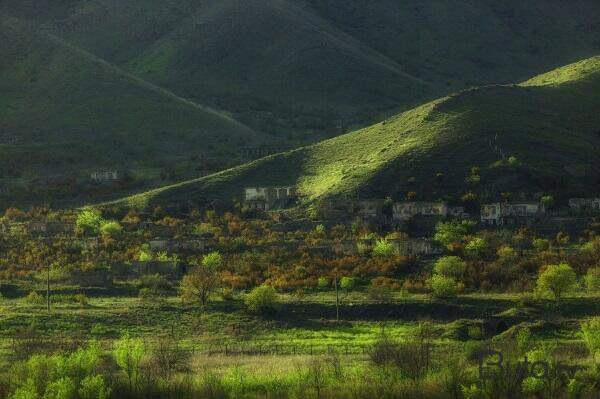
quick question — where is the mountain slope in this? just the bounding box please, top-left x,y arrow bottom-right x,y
111,56 -> 600,209
0,16 -> 263,184
3,0 -> 599,138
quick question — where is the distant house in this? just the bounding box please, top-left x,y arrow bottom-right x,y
149,238 -> 207,253
568,198 -> 600,213
393,202 -> 447,221
481,202 -> 545,226
244,186 -> 297,211
353,200 -> 384,219
27,220 -> 74,236
392,202 -> 468,221
90,170 -> 119,182
389,238 -> 442,257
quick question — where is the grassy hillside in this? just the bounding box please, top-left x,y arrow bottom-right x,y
110,56 -> 600,209
2,0 -> 599,138
0,16 -> 266,189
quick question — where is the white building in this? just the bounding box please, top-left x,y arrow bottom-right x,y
481,202 -> 545,226
568,198 -> 600,212
91,170 -> 119,182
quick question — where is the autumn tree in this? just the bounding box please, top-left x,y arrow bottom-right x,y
180,251 -> 223,306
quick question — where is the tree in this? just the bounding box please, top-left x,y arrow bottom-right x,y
113,332 -> 146,391
340,276 -> 357,290
465,237 -> 487,255
536,263 -> 577,299
532,238 -> 550,251
434,221 -> 475,251
99,220 -> 122,238
180,251 -> 223,306
76,209 -> 103,237
433,256 -> 466,278
428,274 -> 459,298
584,267 -> 600,293
540,195 -> 554,209
245,285 -> 279,315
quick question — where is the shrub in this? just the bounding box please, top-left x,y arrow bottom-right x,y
535,263 -> 577,299
371,239 -> 395,257
433,256 -> 466,278
99,220 -> 122,238
43,376 -> 76,399
244,285 -> 279,315
532,238 -> 550,251
79,375 -> 111,399
584,267 -> 600,293
317,277 -> 330,289
428,274 -> 459,298
581,317 -> 600,358
339,276 -> 357,290
25,291 -> 44,305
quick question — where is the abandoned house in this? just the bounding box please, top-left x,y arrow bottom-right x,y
393,202 -> 447,221
568,198 -> 600,213
353,200 -> 385,219
481,202 -> 545,226
243,187 -> 297,211
90,170 -> 119,182
389,238 -> 442,257
27,220 -> 74,236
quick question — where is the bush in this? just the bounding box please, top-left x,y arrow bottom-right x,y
99,220 -> 122,238
428,275 -> 459,298
317,277 -> 330,289
371,239 -> 395,257
340,276 -> 357,291
79,375 -> 111,399
25,291 -> 44,305
433,256 -> 466,278
244,285 -> 279,315
581,317 -> 600,358
584,267 -> 600,293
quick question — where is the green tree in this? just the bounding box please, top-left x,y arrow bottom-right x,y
76,209 -> 103,237
465,237 -> 487,255
245,285 -> 279,315
180,251 -> 223,306
585,267 -> 600,293
434,221 -> 475,251
42,377 -> 75,399
433,256 -> 466,278
428,274 -> 459,298
99,220 -> 122,238
78,375 -> 111,399
113,332 -> 146,391
340,276 -> 357,290
536,263 -> 577,299
532,238 -> 550,251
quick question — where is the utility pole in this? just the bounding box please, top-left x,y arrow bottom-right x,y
334,275 -> 339,322
47,256 -> 50,312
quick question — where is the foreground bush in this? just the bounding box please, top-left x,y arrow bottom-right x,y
428,274 -> 459,298
244,285 -> 279,315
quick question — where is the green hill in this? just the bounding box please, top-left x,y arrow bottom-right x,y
110,56 -> 600,210
2,0 -> 599,137
0,16 -> 266,192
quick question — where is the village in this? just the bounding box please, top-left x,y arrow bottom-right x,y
0,184 -> 598,291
